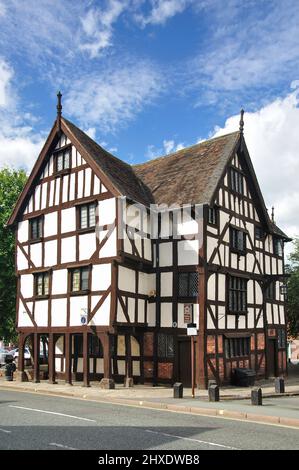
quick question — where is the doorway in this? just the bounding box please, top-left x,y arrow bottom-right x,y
267,339 -> 277,377
177,338 -> 192,387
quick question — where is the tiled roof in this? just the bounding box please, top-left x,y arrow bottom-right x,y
133,132 -> 240,205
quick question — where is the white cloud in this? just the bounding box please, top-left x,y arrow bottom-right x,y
64,60 -> 165,132
136,0 -> 191,27
146,138 -> 185,159
80,0 -> 128,58
0,58 -> 13,108
212,87 -> 299,251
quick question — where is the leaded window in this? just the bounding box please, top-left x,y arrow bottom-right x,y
273,237 -> 283,256
178,272 -> 198,297
224,337 -> 250,358
278,328 -> 286,349
228,276 -> 247,313
266,281 -> 276,300
230,168 -> 244,194
157,334 -> 174,359
70,267 -> 90,292
255,226 -> 264,240
56,147 -> 71,172
29,216 -> 43,240
34,272 -> 49,296
79,203 -> 96,229
230,227 -> 246,253
208,207 -> 218,225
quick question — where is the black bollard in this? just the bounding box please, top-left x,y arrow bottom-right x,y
173,382 -> 183,399
275,377 -> 285,393
208,379 -> 217,388
208,384 -> 220,402
251,388 -> 262,405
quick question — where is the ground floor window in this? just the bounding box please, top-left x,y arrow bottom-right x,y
277,328 -> 286,349
224,336 -> 250,358
157,334 -> 174,359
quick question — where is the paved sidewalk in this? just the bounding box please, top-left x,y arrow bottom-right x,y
1,373 -> 299,429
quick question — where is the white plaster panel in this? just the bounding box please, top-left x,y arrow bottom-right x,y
118,266 -> 135,292
41,183 -> 47,208
61,236 -> 76,263
207,237 -> 217,261
99,198 -> 116,226
138,299 -> 145,323
94,175 -> 101,195
273,304 -> 279,324
31,242 -> 42,267
90,295 -> 111,326
69,173 -> 75,201
128,297 -> 135,322
160,272 -> 173,297
123,235 -> 132,255
96,358 -> 104,374
52,269 -> 68,295
34,300 -> 48,326
79,232 -> 96,260
160,303 -> 173,327
55,336 -> 64,354
84,168 -> 92,198
256,283 -> 263,304
92,264 -> 111,291
238,316 -> 246,328
44,240 -> 57,267
144,238 -> 152,260
247,280 -> 254,304
247,309 -> 255,328
18,301 -> 34,327
208,274 -> 216,301
17,247 -> 28,270
20,274 -> 33,298
62,175 -> 69,203
61,207 -> 76,233
147,303 -> 156,326
177,216 -> 198,235
117,300 -> 127,323
18,221 -> 28,242
218,274 -> 226,302
227,315 -> 236,329
118,360 -> 125,375
51,298 -> 67,326
178,240 -> 198,265
207,305 -> 216,329
77,170 -> 84,199
44,212 -> 58,237
99,227 -> 116,258
69,295 -> 88,326
35,185 -> 41,211
159,242 -> 173,267
218,306 -> 226,329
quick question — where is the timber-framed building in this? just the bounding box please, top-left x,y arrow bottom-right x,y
7,97 -> 290,389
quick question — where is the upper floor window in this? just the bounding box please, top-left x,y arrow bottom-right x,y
157,334 -> 174,359
178,272 -> 198,298
70,266 -> 90,293
55,147 -> 71,173
34,272 -> 50,297
208,206 -> 218,225
255,226 -> 265,240
265,281 -> 276,300
228,276 -> 247,313
273,237 -> 283,256
29,216 -> 43,241
230,168 -> 244,195
230,227 -> 246,253
78,202 -> 96,230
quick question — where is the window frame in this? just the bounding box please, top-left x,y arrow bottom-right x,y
265,281 -> 276,301
273,237 -> 283,257
208,206 -> 218,226
178,271 -> 199,298
224,336 -> 250,359
69,266 -> 91,295
228,276 -> 248,314
29,216 -> 43,242
77,202 -> 97,231
230,167 -> 244,195
230,226 -> 247,254
277,328 -> 286,350
34,271 -> 50,298
54,144 -> 72,174
157,334 -> 174,359
255,226 -> 265,241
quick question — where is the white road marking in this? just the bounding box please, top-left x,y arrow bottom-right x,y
145,429 -> 238,450
9,405 -> 96,422
0,428 -> 11,434
49,442 -> 78,450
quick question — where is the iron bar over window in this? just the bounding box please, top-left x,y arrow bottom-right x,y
225,337 -> 250,358
228,276 -> 247,313
70,267 -> 90,292
178,272 -> 198,297
34,272 -> 49,296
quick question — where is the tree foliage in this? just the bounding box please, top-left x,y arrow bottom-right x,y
286,238 -> 299,338
0,168 -> 27,342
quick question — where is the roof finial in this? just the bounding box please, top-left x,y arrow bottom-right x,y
56,91 -> 62,132
271,206 -> 275,223
239,108 -> 244,134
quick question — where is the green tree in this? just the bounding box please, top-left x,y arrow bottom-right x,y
286,238 -> 299,338
0,168 -> 27,342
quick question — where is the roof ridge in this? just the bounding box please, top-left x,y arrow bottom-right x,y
133,131 -> 240,168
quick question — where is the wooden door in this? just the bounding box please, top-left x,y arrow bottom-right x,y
178,338 -> 192,387
267,339 -> 277,377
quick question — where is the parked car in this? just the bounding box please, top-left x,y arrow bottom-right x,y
10,347 -> 31,360
0,348 -> 10,366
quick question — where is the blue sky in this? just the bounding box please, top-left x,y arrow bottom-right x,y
0,0 -> 299,245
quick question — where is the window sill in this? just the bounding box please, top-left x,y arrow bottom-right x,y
29,238 -> 43,245
70,290 -> 90,297
77,227 -> 96,235
54,168 -> 71,178
34,295 -> 49,300
231,248 -> 246,256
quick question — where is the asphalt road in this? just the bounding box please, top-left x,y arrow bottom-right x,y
0,389 -> 299,450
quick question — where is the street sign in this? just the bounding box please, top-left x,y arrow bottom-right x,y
187,322 -> 197,336
80,308 -> 88,325
184,304 -> 193,323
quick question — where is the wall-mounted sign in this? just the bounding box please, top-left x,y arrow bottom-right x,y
80,308 -> 88,325
184,304 -> 193,324
187,322 -> 197,336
